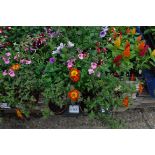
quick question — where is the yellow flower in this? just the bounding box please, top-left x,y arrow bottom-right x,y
69,68 -> 80,77
114,37 -> 121,48
151,49 -> 155,57
131,28 -> 136,35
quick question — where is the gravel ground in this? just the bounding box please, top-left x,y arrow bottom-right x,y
1,108 -> 155,129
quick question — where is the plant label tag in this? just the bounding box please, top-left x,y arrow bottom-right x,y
0,103 -> 11,109
69,105 -> 79,114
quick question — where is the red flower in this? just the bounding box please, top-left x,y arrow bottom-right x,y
96,47 -> 101,54
113,55 -> 123,66
139,45 -> 149,57
130,73 -> 136,81
71,76 -> 80,82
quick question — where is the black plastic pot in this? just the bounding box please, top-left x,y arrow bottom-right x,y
48,101 -> 67,115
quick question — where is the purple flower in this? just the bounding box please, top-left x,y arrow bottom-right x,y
49,57 -> 55,64
100,26 -> 108,38
100,31 -> 107,38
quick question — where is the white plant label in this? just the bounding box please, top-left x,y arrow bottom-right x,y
69,105 -> 79,114
0,103 -> 11,109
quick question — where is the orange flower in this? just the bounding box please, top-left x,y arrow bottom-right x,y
137,35 -> 142,42
11,64 -> 21,71
114,37 -> 121,48
16,108 -> 24,120
126,27 -> 130,34
123,96 -> 129,107
68,89 -> 80,102
131,28 -> 136,35
69,68 -> 80,78
138,83 -> 144,94
123,41 -> 130,58
123,48 -> 130,58
138,41 -> 145,51
69,68 -> 80,82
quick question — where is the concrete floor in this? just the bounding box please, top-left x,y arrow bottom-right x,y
0,108 -> 155,129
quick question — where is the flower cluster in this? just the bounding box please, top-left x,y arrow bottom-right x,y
1,51 -> 31,77
52,41 -> 74,55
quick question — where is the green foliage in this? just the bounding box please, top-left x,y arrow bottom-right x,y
0,26 -> 153,123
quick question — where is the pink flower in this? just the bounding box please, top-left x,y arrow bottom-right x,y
2,70 -> 7,76
67,59 -> 75,69
20,59 -> 25,64
4,59 -> 10,64
14,54 -> 20,61
103,48 -> 107,53
91,62 -> 97,70
67,61 -> 73,69
2,57 -> 10,64
78,53 -> 84,60
25,60 -> 32,64
8,69 -> 15,77
88,68 -> 94,75
5,52 -> 11,57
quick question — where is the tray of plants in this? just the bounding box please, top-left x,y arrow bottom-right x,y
0,26 -> 155,121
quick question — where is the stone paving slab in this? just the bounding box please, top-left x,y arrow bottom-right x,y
0,108 -> 155,129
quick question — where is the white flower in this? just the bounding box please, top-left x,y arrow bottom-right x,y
57,43 -> 65,51
60,43 -> 65,49
67,41 -> 74,48
52,50 -> 59,54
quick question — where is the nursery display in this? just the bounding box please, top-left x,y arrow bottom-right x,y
0,26 -> 154,119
